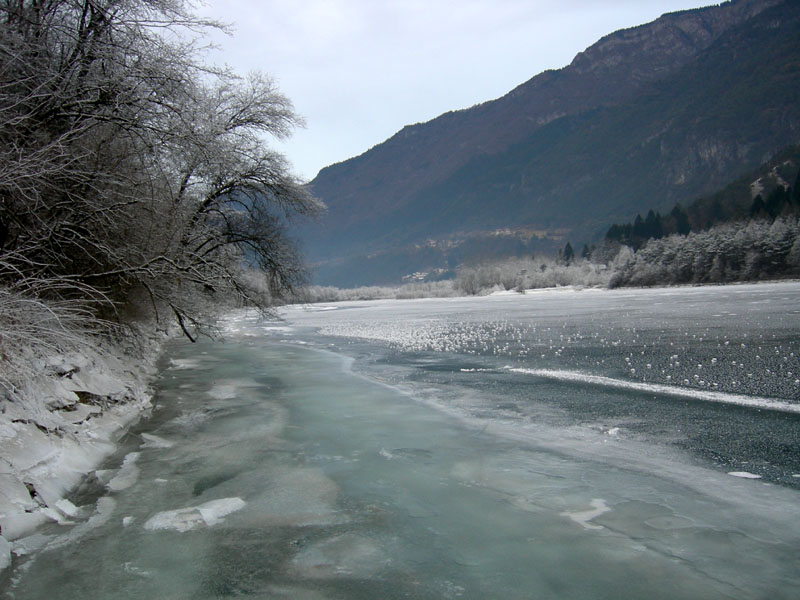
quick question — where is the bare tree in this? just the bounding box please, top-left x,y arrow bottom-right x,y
0,0 -> 320,340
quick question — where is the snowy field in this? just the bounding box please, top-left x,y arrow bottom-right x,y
2,282 -> 800,598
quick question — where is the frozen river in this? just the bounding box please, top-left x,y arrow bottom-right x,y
4,283 -> 800,598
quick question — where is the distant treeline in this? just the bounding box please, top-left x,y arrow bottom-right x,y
296,255 -> 620,302
296,281 -> 458,303
609,217 -> 800,287
604,150 -> 800,287
453,256 -> 614,295
607,178 -> 800,252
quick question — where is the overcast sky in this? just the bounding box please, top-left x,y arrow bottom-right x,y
197,1 -> 713,181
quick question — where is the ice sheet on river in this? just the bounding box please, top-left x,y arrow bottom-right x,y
6,287 -> 800,599
290,533 -> 389,579
234,466 -> 350,528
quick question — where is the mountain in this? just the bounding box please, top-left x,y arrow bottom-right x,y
302,0 -> 800,286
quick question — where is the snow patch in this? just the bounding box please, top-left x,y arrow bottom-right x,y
561,499 -> 611,530
505,367 -> 800,414
727,471 -> 762,479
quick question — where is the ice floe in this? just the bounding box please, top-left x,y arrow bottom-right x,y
168,358 -> 201,370
10,533 -> 51,557
54,498 -> 81,519
0,537 -> 10,571
106,452 -> 140,492
143,497 -> 246,532
46,496 -> 117,551
260,585 -> 331,599
244,467 -> 349,527
207,383 -> 238,400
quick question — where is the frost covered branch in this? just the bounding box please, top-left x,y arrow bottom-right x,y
0,0 -> 320,345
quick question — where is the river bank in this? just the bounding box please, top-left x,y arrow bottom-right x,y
0,332 -> 162,567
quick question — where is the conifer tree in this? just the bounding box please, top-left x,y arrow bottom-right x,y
563,242 -> 575,265
671,205 -> 691,235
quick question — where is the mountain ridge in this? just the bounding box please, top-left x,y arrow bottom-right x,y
304,0 -> 800,286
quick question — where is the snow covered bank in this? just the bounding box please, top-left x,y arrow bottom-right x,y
0,333 -> 162,566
